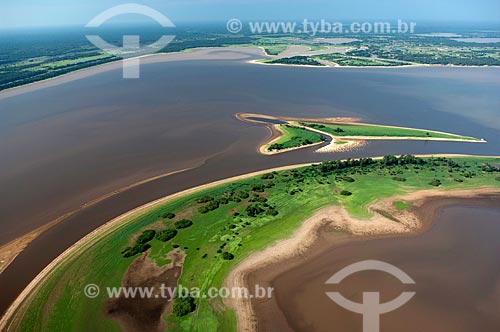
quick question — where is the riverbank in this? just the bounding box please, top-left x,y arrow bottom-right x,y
0,168 -> 192,275
2,155 -> 499,331
237,112 -> 484,156
225,187 -> 500,332
0,162 -> 316,331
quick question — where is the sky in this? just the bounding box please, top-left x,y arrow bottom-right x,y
1,0 -> 499,28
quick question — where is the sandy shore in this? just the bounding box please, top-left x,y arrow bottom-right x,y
0,167 -> 192,275
224,187 -> 500,332
2,155 -> 499,329
236,113 -> 364,155
0,162 -> 318,331
237,112 -> 484,157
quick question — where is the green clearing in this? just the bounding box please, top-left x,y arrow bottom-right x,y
12,156 -> 500,332
303,122 -> 481,141
394,200 -> 412,210
267,125 -> 324,151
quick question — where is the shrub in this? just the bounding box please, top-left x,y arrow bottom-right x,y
196,196 -> 214,203
251,184 -> 265,192
156,229 -> 178,242
199,201 -> 220,213
221,252 -> 235,260
454,178 -> 464,183
261,173 -> 274,179
392,176 -> 407,182
121,243 -> 151,258
429,179 -> 442,187
236,191 -> 249,199
340,190 -> 352,196
173,296 -> 196,317
162,212 -> 175,219
137,230 -> 156,244
266,208 -> 279,216
268,143 -> 284,150
175,219 -> 193,229
246,204 -> 265,217
496,177 -> 500,182
343,177 -> 355,183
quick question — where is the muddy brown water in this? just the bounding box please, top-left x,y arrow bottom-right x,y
249,197 -> 500,332
0,47 -> 499,315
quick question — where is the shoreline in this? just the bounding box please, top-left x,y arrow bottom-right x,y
237,112 -> 485,157
2,45 -> 499,100
0,162 -> 318,330
224,187 -> 500,332
248,58 -> 500,70
0,167 -> 192,275
2,154 -> 499,329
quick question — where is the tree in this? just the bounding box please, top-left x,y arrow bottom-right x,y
162,212 -> 175,219
222,252 -> 235,260
246,204 -> 265,217
175,219 -> 193,229
156,229 -> 178,242
173,296 -> 196,317
137,230 -> 156,244
429,179 -> 442,187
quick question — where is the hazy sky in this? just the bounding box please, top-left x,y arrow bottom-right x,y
1,0 -> 499,28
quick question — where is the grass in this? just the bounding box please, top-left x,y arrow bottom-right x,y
303,123 -> 481,141
267,125 -> 324,151
394,200 -> 412,210
12,156 -> 500,332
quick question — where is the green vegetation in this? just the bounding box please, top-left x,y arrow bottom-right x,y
173,296 -> 197,317
347,36 -> 500,66
303,122 -> 480,141
156,229 -> 178,242
317,54 -> 408,66
221,252 -> 235,260
429,179 -> 442,187
267,125 -> 325,151
267,56 -> 324,66
13,156 -> 500,332
120,230 -> 156,258
394,201 -> 412,210
175,219 -> 193,229
162,212 -> 176,219
3,29 -> 500,91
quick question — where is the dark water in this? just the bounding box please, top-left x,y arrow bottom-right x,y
0,48 -> 499,314
258,203 -> 500,332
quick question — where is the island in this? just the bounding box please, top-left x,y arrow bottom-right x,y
237,113 -> 484,155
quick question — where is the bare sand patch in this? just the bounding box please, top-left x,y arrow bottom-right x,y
224,187 -> 500,332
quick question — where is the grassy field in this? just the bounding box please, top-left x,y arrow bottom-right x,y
11,156 -> 500,332
267,125 -> 324,151
303,122 -> 481,141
